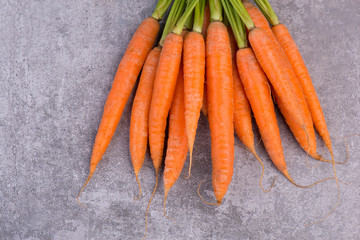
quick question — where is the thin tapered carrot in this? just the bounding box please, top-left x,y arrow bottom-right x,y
183,0 -> 206,179
77,16 -> 160,203
222,1 -> 275,192
145,1 -> 199,238
163,63 -> 188,216
243,0 -> 325,162
229,0 -> 336,187
273,24 -> 335,164
129,47 -> 161,200
206,20 -> 234,203
254,0 -> 340,224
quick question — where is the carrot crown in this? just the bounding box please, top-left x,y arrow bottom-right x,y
193,0 -> 206,33
159,0 -> 186,46
229,0 -> 255,30
209,0 -> 222,22
152,0 -> 174,21
254,0 -> 280,26
221,0 -> 247,49
173,0 -> 200,35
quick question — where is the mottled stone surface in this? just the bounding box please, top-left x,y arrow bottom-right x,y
1,0 -> 359,239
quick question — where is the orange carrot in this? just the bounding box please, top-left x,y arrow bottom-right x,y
183,30 -> 206,178
129,47 -> 161,200
243,0 -> 324,161
253,0 -> 340,223
163,64 -> 188,214
202,84 -> 208,117
206,21 -> 234,203
77,17 -> 160,202
272,24 -> 334,161
229,0 -> 335,186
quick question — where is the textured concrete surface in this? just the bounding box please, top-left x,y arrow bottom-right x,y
1,0 -> 360,239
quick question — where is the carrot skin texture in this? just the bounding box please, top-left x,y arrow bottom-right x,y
163,65 -> 188,193
149,33 -> 183,172
90,17 -> 159,175
272,24 -> 332,152
130,47 -> 161,177
206,22 -> 234,203
183,31 -> 206,171
244,2 -> 318,157
236,48 -> 287,174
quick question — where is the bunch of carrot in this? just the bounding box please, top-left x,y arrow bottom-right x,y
77,0 -> 344,236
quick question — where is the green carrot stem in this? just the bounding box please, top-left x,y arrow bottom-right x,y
221,0 -> 247,49
173,0 -> 200,34
209,0 -> 222,22
159,0 -> 186,46
193,0 -> 206,33
184,0 -> 195,30
254,0 -> 280,26
152,0 -> 174,20
228,0 -> 255,30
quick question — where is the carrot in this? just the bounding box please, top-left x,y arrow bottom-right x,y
242,0 -> 324,162
183,0 -> 206,178
204,0 -> 234,203
77,16 -> 161,203
129,47 -> 161,200
229,0 -> 336,188
254,0 -> 340,224
163,63 -> 188,216
145,1 -> 199,237
273,19 -> 336,165
222,0 -> 275,192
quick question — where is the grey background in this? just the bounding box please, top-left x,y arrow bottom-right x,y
1,0 -> 359,239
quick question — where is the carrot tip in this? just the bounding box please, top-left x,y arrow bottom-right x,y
197,179 -> 221,206
144,173 -> 159,240
163,189 -> 175,222
76,172 -> 93,208
251,150 -> 276,193
133,174 -> 142,201
184,149 -> 193,180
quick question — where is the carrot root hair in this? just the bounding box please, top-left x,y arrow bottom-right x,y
251,150 -> 277,193
197,179 -> 221,206
282,169 -> 335,189
76,172 -> 94,208
163,189 -> 176,222
184,150 -> 193,179
134,174 -> 142,201
143,172 -> 159,240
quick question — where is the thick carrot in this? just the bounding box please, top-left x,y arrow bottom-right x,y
183,0 -> 206,178
149,32 -> 183,179
129,47 -> 161,200
206,21 -> 234,203
243,0 -> 324,161
77,17 -> 160,202
163,64 -> 188,213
